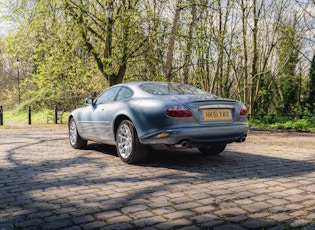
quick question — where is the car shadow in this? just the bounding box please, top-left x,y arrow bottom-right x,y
88,143 -> 315,180
2,130 -> 315,230
85,142 -> 117,157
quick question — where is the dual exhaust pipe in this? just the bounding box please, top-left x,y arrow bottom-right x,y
237,135 -> 247,143
174,140 -> 190,149
173,135 -> 247,149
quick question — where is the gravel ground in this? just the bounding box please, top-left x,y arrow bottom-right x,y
247,129 -> 315,149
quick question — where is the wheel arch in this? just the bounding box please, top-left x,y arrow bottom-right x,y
113,115 -> 132,141
68,115 -> 88,149
68,115 -> 84,138
68,115 -> 74,125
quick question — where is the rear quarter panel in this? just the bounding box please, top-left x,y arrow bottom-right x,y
125,98 -> 199,138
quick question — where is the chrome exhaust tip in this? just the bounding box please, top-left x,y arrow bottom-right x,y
174,140 -> 190,148
238,135 -> 246,142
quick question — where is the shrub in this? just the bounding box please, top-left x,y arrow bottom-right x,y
248,116 -> 315,132
292,119 -> 312,131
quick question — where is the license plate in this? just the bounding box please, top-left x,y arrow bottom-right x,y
201,109 -> 232,121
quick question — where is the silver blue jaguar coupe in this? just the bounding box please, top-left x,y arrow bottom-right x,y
68,81 -> 248,164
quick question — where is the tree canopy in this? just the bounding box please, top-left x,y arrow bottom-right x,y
0,0 -> 315,114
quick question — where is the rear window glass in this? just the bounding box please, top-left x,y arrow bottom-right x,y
140,82 -> 209,95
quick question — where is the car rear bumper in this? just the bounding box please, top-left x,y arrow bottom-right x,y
139,124 -> 249,146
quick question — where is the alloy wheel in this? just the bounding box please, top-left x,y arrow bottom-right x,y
117,123 -> 133,159
69,119 -> 78,146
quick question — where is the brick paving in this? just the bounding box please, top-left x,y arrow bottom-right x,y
0,125 -> 315,229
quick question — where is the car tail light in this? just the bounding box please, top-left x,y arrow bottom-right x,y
240,104 -> 247,116
166,105 -> 193,118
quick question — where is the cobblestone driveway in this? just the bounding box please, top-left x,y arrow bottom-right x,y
0,126 -> 315,230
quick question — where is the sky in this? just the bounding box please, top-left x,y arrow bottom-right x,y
0,21 -> 11,38
0,0 -> 14,38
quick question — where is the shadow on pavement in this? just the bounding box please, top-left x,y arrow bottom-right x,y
1,130 -> 315,229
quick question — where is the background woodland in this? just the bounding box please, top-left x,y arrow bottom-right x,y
0,0 -> 315,115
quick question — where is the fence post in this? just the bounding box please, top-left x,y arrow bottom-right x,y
28,106 -> 31,125
271,114 -> 275,120
0,105 -> 3,125
54,105 -> 58,124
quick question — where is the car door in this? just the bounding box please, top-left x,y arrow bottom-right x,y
86,87 -> 121,142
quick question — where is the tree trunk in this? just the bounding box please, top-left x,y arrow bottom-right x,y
104,0 -> 114,84
165,0 -> 182,82
240,0 -> 249,112
183,2 -> 196,84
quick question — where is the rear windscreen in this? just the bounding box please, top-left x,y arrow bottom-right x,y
140,82 -> 210,95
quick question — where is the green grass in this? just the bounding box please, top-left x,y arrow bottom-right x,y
0,110 -> 70,127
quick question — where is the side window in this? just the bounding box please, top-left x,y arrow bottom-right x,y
116,87 -> 133,101
96,87 -> 120,104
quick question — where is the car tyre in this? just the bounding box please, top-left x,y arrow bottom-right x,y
116,120 -> 148,164
198,144 -> 226,155
69,117 -> 87,149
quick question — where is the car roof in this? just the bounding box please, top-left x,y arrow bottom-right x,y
116,81 -> 164,87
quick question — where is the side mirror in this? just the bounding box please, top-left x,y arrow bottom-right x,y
85,98 -> 94,105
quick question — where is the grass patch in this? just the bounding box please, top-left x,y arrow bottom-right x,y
0,109 -> 70,126
248,116 -> 315,133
